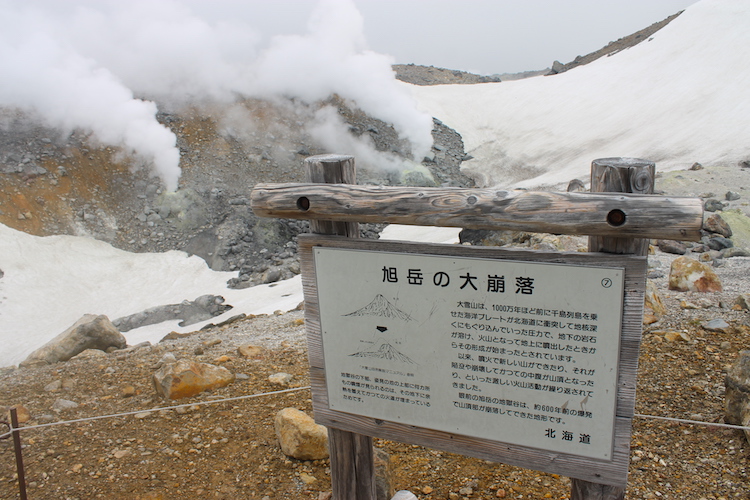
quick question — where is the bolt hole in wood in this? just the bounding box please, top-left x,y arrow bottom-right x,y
606,209 -> 626,226
297,196 -> 310,211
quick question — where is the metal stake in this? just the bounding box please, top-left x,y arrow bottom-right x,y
7,408 -> 28,500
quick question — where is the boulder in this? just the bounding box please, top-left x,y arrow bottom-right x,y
20,314 -> 126,367
152,360 -> 235,400
113,294 -> 232,332
703,213 -> 732,238
668,256 -> 722,292
274,408 -> 329,460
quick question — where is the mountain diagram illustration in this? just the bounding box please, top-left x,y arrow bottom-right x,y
349,337 -> 417,364
344,294 -> 413,321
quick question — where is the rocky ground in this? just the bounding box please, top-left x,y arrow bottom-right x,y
0,241 -> 749,500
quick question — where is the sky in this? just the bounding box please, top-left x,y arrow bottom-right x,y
198,0 -> 702,83
192,0 -> 699,75
353,0 -> 700,75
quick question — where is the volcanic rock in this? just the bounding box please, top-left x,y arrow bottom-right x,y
668,256 -> 722,292
152,359 -> 235,400
274,407 -> 329,460
20,314 -> 126,367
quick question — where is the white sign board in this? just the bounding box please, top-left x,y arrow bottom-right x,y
314,247 -> 624,460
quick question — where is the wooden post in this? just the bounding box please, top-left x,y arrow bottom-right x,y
303,154 -> 377,500
572,157 -> 655,500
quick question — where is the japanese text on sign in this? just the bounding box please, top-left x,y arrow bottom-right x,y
314,247 -> 624,460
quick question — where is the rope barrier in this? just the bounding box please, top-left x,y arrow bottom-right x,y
634,413 -> 750,432
0,385 -> 311,436
2,400 -> 748,440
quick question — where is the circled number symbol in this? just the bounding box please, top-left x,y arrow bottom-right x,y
601,278 -> 613,288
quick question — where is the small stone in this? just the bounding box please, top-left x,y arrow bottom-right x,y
723,247 -> 750,258
52,399 -> 79,411
214,355 -> 231,364
113,450 -> 130,459
706,236 -> 733,251
122,385 -> 136,397
496,489 -> 507,498
299,472 -> 317,485
5,405 -> 31,423
704,199 -> 725,212
238,345 -> 263,359
268,372 -> 294,387
703,319 -> 731,333
720,341 -> 732,350
134,412 -> 150,419
44,379 -> 63,392
726,191 -> 742,201
392,491 -> 418,500
71,463 -> 83,473
662,331 -> 691,342
422,486 -> 434,494
459,486 -> 474,495
657,239 -> 687,255
735,294 -> 750,310
689,162 -> 703,170
680,300 -> 699,310
643,280 -> 666,324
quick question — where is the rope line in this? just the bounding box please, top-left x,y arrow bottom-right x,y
634,413 -> 750,432
2,394 -> 749,440
0,385 -> 311,435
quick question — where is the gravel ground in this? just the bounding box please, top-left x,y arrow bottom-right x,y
0,246 -> 749,500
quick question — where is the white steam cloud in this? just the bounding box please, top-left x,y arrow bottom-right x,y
0,0 -> 433,190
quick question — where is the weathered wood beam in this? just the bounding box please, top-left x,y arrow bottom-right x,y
302,154 -> 377,500
573,157 -> 655,499
250,183 -> 703,241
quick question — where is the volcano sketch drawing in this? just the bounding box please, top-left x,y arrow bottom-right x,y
344,294 -> 413,321
350,337 -> 417,364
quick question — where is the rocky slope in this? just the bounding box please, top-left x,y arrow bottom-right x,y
547,11 -> 683,75
0,96 -> 473,290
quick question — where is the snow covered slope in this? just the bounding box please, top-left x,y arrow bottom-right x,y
0,224 -> 302,367
407,0 -> 750,190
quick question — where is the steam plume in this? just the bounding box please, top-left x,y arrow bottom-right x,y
0,0 -> 433,189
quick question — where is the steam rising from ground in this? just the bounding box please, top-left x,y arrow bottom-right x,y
0,0 -> 433,190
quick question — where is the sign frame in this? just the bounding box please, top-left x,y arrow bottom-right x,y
299,233 -> 647,487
